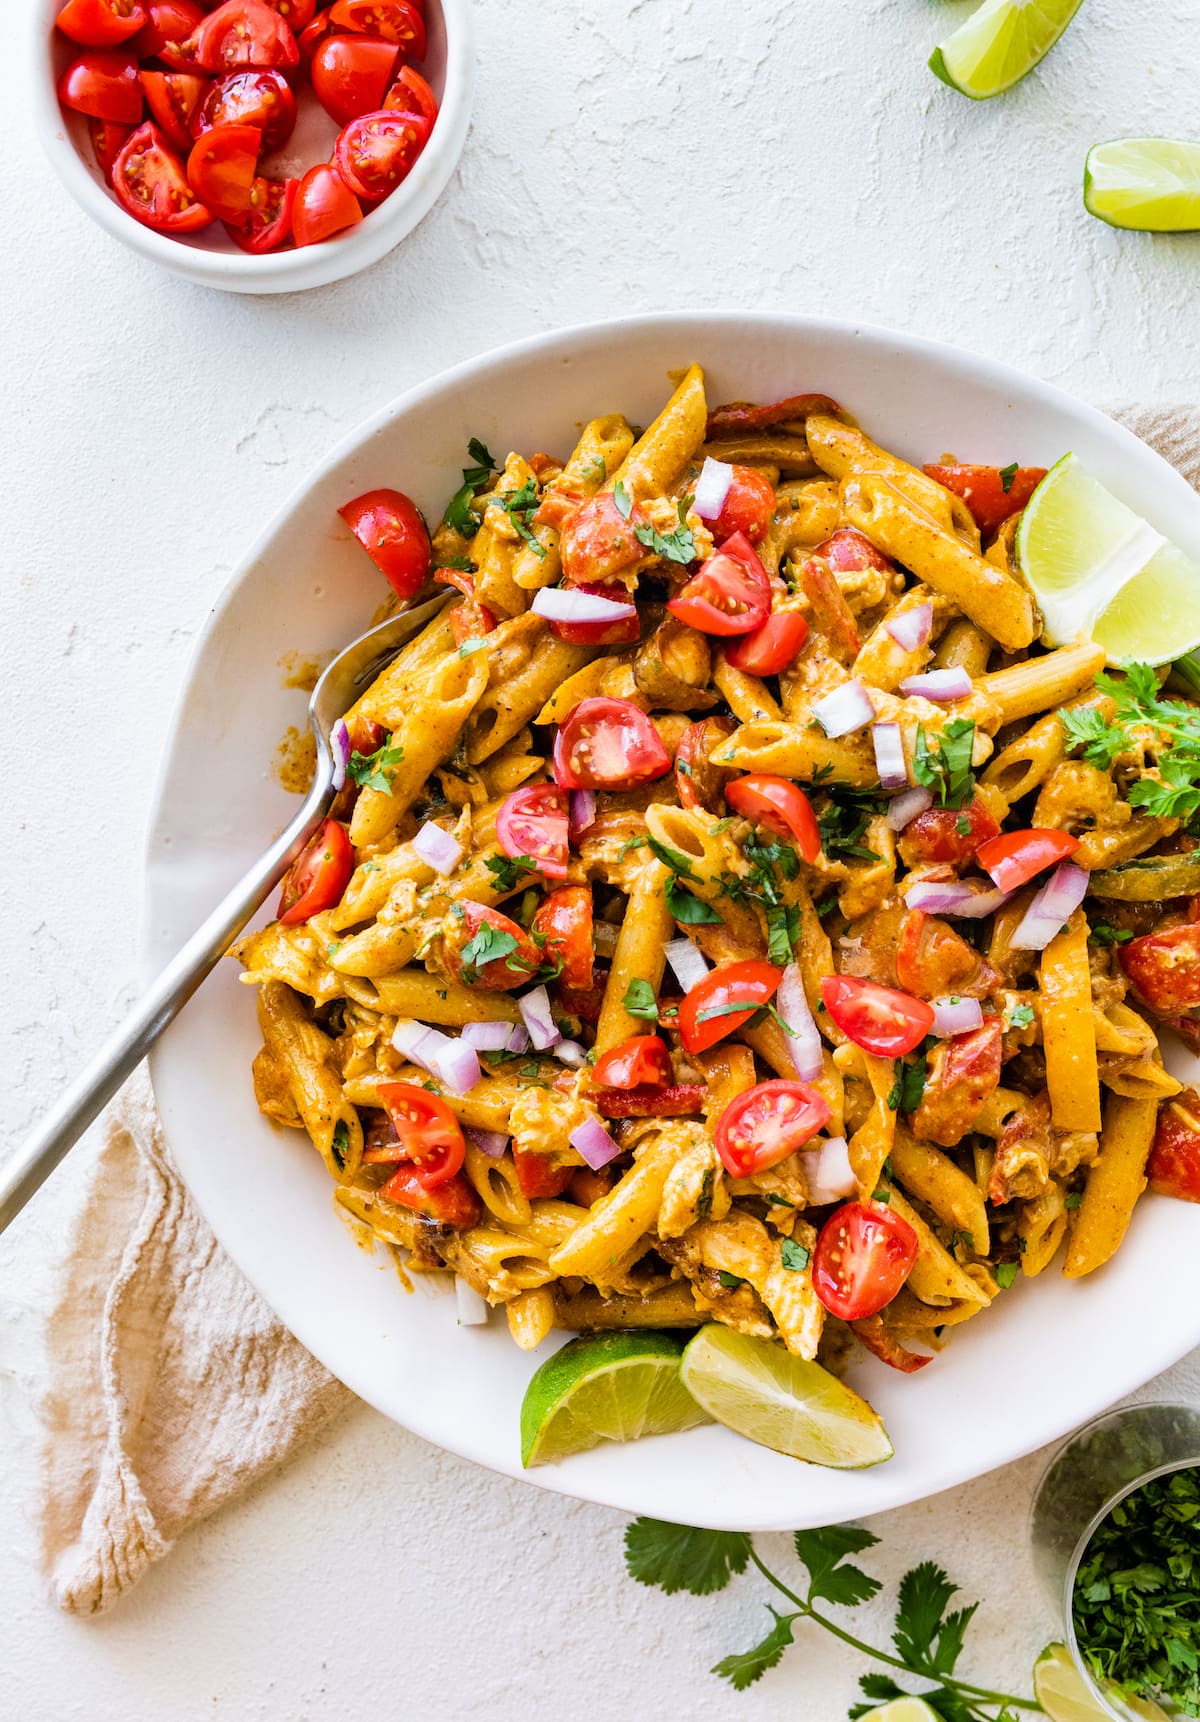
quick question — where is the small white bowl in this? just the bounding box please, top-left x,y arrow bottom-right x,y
32,0 -> 473,294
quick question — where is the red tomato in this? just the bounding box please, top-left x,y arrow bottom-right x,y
374,1082 -> 464,1186
434,569 -> 496,644
192,68 -> 297,149
278,816 -> 353,923
820,528 -> 895,578
811,1201 -> 918,1321
195,0 -> 299,69
112,122 -> 214,230
715,1079 -> 832,1177
591,1035 -> 673,1090
552,697 -> 672,791
333,107 -> 429,200
442,903 -> 540,991
186,121 -> 260,220
383,63 -> 437,125
139,69 -> 208,151
895,909 -> 995,1000
226,172 -> 296,249
511,1144 -> 572,1200
134,0 -> 204,68
59,51 -> 144,122
976,827 -> 1080,893
296,6 -> 337,61
1148,1089 -> 1200,1203
559,491 -> 645,586
597,1083 -> 707,1118
1121,923 -> 1200,1014
543,582 -> 641,645
89,116 -> 134,179
923,464 -> 1047,537
678,959 -> 782,1055
667,533 -> 771,637
261,0 -> 315,28
329,0 -> 425,53
709,464 -> 775,545
293,161 -> 363,243
899,797 -> 1001,867
379,1165 -> 481,1228
496,784 -> 569,880
851,1317 -> 932,1373
910,1019 -> 1002,1147
338,488 -> 430,599
57,0 -> 146,48
310,33 -> 397,122
723,607 -> 809,675
554,973 -> 606,1025
820,975 -> 934,1058
725,774 -> 820,861
674,714 -> 736,812
532,888 -> 594,991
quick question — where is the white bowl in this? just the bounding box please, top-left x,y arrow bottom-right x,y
144,313 -> 1200,1528
32,0 -> 473,294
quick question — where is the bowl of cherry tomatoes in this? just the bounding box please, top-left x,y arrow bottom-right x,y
35,0 -> 472,293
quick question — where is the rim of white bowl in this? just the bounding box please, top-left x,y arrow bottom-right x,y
30,0 -> 474,295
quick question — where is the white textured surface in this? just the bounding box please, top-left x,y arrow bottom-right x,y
4,1 -> 1200,1716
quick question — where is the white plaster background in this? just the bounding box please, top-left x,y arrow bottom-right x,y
4,1 -> 1200,1716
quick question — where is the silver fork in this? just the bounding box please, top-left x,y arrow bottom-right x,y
0,593 -> 448,1234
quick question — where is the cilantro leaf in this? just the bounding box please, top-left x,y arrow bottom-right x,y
623,1518 -> 752,1595
647,835 -> 697,878
666,877 -> 723,924
780,1237 -> 810,1272
887,1048 -> 928,1113
622,977 -> 659,1020
331,1119 -> 350,1170
717,1269 -> 746,1289
458,922 -> 522,981
1089,923 -> 1134,948
893,1563 -> 976,1679
348,738 -> 405,794
794,1525 -> 883,1608
999,461 -> 1019,494
912,720 -> 976,810
817,787 -> 885,862
484,853 -> 539,892
711,1608 -> 796,1691
613,480 -> 633,520
1060,703 -> 1125,769
634,517 -> 697,565
443,437 -> 497,535
618,833 -> 650,859
995,1261 -> 1019,1290
499,477 -> 547,559
1008,1002 -> 1036,1028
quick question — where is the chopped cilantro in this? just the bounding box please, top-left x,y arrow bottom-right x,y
613,480 -> 633,519
459,922 -> 521,981
1060,664 -> 1200,827
443,436 -> 497,536
618,833 -> 650,859
436,554 -> 475,573
623,978 -> 659,1020
1090,923 -> 1134,948
647,835 -> 698,878
887,1046 -> 929,1113
956,813 -> 971,836
484,852 -> 539,892
995,1261 -> 1020,1289
348,738 -> 405,794
331,1120 -> 350,1170
1008,1002 -> 1036,1029
817,787 -> 885,862
499,477 -> 547,559
766,902 -> 801,964
634,516 -> 696,565
1064,1191 -> 1083,1209
716,1270 -> 746,1290
912,719 -> 976,810
998,461 -> 1019,494
780,1238 -> 810,1272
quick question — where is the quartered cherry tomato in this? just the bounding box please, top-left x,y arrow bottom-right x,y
511,1144 -> 573,1199
293,161 -> 363,244
193,68 -> 297,150
714,1079 -> 832,1177
895,909 -> 995,1000
976,827 -> 1080,893
297,6 -> 337,61
310,32 -> 398,122
811,1200 -> 918,1321
1121,923 -> 1200,1014
1148,1089 -> 1200,1203
89,116 -> 134,178
667,532 -> 771,637
532,887 -> 594,991
678,959 -> 782,1055
140,69 -> 208,151
820,975 -> 934,1058
544,582 -> 642,645
725,774 -> 820,860
330,0 -> 425,54
552,697 -> 672,791
333,107 -> 429,199
597,1083 -> 707,1118
227,172 -> 296,250
591,1035 -> 673,1090
261,0 -> 316,28
278,816 -> 353,923
496,784 -> 569,879
112,121 -> 213,230
373,1082 -> 465,1186
135,0 -> 204,68
379,1164 -> 481,1228
923,464 -> 1047,536
723,606 -> 809,676
57,0 -> 146,49
709,464 -> 775,546
442,903 -> 540,991
59,50 -> 144,122
338,487 -> 430,599
674,714 -> 736,813
559,491 -> 645,586
383,63 -> 438,125
195,0 -> 299,70
186,121 -> 260,220
898,797 -> 1001,868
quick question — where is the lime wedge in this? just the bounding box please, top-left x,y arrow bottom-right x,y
929,0 -> 1083,100
679,1326 -> 893,1467
519,1330 -> 710,1467
1034,1642 -> 1171,1722
1015,454 -> 1200,663
1085,138 -> 1200,232
856,1703 -> 943,1722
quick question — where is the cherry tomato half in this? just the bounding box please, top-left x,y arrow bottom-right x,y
89,116 -> 134,179
725,774 -> 820,861
262,0 -> 315,29
293,162 -> 363,244
532,887 -> 594,991
112,121 -> 213,231
811,1200 -> 918,1321
226,172 -> 296,250
141,69 -> 208,152
373,1081 -> 465,1186
297,6 -> 337,61
667,532 -> 771,637
709,464 -> 775,546
134,0 -> 204,70
511,1143 -> 573,1199
186,120 -> 260,220
195,0 -> 299,70
338,487 -> 430,599
898,797 -> 1001,868
442,903 -> 540,991
59,50 -> 144,122
678,959 -> 782,1055
723,606 -> 809,676
310,32 -> 397,122
193,68 -> 297,150
333,107 -> 429,200
820,974 -> 934,1058
552,697 -> 672,791
1121,923 -> 1200,1015
591,1034 -> 673,1090
278,816 -> 353,923
1148,1089 -> 1200,1203
496,784 -> 569,880
383,63 -> 438,125
329,0 -> 425,53
674,714 -> 736,813
379,1164 -> 481,1228
559,492 -> 644,586
57,0 -> 146,49
714,1079 -> 832,1177
975,827 -> 1080,894
923,464 -> 1047,537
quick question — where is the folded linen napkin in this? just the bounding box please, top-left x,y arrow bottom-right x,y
35,403 -> 1200,1617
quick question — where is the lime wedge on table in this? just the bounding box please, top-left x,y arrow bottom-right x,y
1015,454 -> 1200,664
1034,1642 -> 1170,1722
519,1331 -> 710,1467
929,0 -> 1083,100
679,1326 -> 893,1467
1085,139 -> 1200,232
855,1703 -> 942,1722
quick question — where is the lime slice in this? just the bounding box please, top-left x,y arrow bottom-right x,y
929,0 -> 1083,100
679,1326 -> 893,1467
856,1703 -> 943,1722
1034,1642 -> 1171,1722
1015,453 -> 1200,664
1085,138 -> 1200,232
519,1330 -> 710,1467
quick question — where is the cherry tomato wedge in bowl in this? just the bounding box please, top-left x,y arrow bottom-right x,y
278,817 -> 354,924
591,1035 -> 673,1090
334,109 -> 431,202
715,1079 -> 832,1177
374,1082 -> 465,1187
552,697 -> 672,790
725,774 -> 820,860
678,960 -> 782,1055
811,1200 -> 918,1321
667,532 -> 771,636
975,827 -> 1079,893
722,607 -> 808,676
112,121 -> 214,231
496,784 -> 569,879
820,975 -> 934,1058
338,487 -> 430,599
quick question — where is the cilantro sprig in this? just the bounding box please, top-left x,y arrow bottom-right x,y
498,477 -> 548,559
484,853 -> 540,892
612,480 -> 697,564
443,437 -> 498,537
913,719 -> 976,811
1060,663 -> 1200,826
347,738 -> 405,794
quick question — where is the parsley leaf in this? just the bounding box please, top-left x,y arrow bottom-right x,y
780,1238 -> 810,1272
666,877 -> 723,924
484,853 -> 539,892
623,1519 -> 751,1596
999,461 -> 1019,494
443,437 -> 497,535
712,1609 -> 796,1691
348,738 -> 405,794
912,719 -> 976,810
622,977 -> 659,1020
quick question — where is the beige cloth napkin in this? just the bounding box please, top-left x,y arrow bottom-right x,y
36,403 -> 1200,1618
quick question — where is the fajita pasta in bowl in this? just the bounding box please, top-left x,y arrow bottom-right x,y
235,362 -> 1200,1454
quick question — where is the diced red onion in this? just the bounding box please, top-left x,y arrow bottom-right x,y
412,821 -> 464,875
455,1277 -> 490,1325
519,984 -> 560,1050
330,718 -> 351,792
1010,861 -> 1089,951
899,667 -> 974,702
665,936 -> 709,993
569,788 -> 597,840
812,679 -> 876,738
886,602 -> 933,654
887,786 -> 933,831
391,1018 -> 444,1073
554,1039 -> 588,1068
776,963 -> 825,1081
531,587 -> 638,625
693,456 -> 735,521
904,877 -> 1013,919
799,1136 -> 856,1205
461,1021 -> 514,1051
506,1023 -> 531,1054
931,995 -> 985,1038
465,1126 -> 508,1158
871,722 -> 908,791
570,1117 -> 623,1170
431,1038 -> 481,1096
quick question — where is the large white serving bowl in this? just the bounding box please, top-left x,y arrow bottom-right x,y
144,313 -> 1200,1528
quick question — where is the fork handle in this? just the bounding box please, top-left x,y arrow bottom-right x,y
0,783 -> 331,1235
